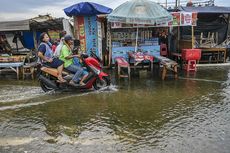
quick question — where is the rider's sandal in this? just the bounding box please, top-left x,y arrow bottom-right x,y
79,82 -> 86,86
57,77 -> 67,83
69,80 -> 78,86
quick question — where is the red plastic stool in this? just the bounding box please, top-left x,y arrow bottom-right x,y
184,60 -> 197,71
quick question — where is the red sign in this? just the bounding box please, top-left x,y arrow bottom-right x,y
168,12 -> 180,26
192,12 -> 198,26
77,16 -> 86,52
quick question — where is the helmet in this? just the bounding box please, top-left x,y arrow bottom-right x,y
64,35 -> 73,41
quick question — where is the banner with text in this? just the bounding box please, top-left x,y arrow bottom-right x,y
77,16 -> 86,52
84,16 -> 98,56
111,12 -> 198,28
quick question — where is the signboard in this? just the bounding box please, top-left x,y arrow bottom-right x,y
48,30 -> 60,40
169,12 -> 181,26
111,22 -> 122,29
181,12 -> 193,26
84,16 -> 98,55
111,12 -> 198,28
97,21 -> 103,59
77,16 -> 86,52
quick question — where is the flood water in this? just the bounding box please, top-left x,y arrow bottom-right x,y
0,67 -> 230,153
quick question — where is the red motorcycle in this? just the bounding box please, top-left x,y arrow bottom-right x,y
38,52 -> 110,92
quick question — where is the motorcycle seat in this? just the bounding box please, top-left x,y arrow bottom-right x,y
63,68 -> 74,74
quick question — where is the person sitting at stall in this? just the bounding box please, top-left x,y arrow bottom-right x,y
37,32 -> 66,83
59,35 -> 88,86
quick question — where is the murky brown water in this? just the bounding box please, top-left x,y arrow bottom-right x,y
0,67 -> 230,153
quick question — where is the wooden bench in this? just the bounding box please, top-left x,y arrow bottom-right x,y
171,52 -> 182,68
115,57 -> 130,79
154,55 -> 178,80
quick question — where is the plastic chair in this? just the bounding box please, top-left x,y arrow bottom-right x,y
160,44 -> 168,57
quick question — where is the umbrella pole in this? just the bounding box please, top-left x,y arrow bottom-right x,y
135,27 -> 138,52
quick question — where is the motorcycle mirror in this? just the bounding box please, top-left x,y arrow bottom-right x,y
81,53 -> 88,59
74,39 -> 80,47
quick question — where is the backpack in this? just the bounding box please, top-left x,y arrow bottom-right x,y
53,40 -> 63,57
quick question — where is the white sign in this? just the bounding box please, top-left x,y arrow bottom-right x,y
97,21 -> 103,59
181,12 -> 192,26
111,22 -> 122,29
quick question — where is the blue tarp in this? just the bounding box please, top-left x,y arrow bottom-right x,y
64,2 -> 112,17
179,6 -> 230,14
22,31 -> 42,49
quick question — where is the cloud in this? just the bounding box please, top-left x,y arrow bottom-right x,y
215,0 -> 230,6
0,0 -> 64,13
0,0 -> 229,21
0,0 -> 125,21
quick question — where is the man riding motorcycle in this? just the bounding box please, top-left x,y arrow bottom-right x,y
59,35 -> 88,86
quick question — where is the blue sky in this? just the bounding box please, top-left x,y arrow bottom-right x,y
0,0 -> 229,21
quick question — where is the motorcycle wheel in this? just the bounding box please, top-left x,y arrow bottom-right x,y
93,76 -> 110,90
40,80 -> 54,92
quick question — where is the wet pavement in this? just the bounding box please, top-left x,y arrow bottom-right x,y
0,67 -> 230,153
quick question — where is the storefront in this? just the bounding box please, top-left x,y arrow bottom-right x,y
108,11 -> 198,65
178,6 -> 230,63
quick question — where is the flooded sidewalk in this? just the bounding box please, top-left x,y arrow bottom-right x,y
0,67 -> 230,153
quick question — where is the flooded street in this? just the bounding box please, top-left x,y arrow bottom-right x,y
0,67 -> 230,153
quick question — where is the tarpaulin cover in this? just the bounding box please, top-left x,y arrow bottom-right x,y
179,6 -> 230,14
22,31 -> 42,49
64,2 -> 112,17
22,32 -> 34,49
181,16 -> 228,44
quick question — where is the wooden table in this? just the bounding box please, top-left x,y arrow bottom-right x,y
128,52 -> 154,73
0,62 -> 24,79
198,48 -> 227,63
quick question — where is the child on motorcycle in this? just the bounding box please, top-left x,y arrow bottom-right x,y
72,46 -> 88,77
59,35 -> 88,86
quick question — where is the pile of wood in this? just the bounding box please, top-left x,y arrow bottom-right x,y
199,32 -> 218,48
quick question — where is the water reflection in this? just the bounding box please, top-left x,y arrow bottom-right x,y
0,67 -> 230,152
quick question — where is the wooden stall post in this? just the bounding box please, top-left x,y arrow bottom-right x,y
107,23 -> 112,67
192,26 -> 194,49
33,30 -> 37,50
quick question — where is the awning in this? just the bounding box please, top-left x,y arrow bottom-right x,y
29,18 -> 64,30
179,6 -> 230,14
0,20 -> 30,31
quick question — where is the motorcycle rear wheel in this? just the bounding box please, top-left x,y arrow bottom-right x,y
93,76 -> 110,90
40,80 -> 54,92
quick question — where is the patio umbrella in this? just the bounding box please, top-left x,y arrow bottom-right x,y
64,2 -> 112,17
107,0 -> 172,51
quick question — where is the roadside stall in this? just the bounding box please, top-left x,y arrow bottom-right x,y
168,11 -> 200,71
178,6 -> 230,63
0,15 -> 72,79
0,20 -> 29,79
107,0 -> 173,79
64,2 -> 112,60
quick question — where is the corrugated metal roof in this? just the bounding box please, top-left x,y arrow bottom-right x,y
0,20 -> 30,31
179,6 -> 230,14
